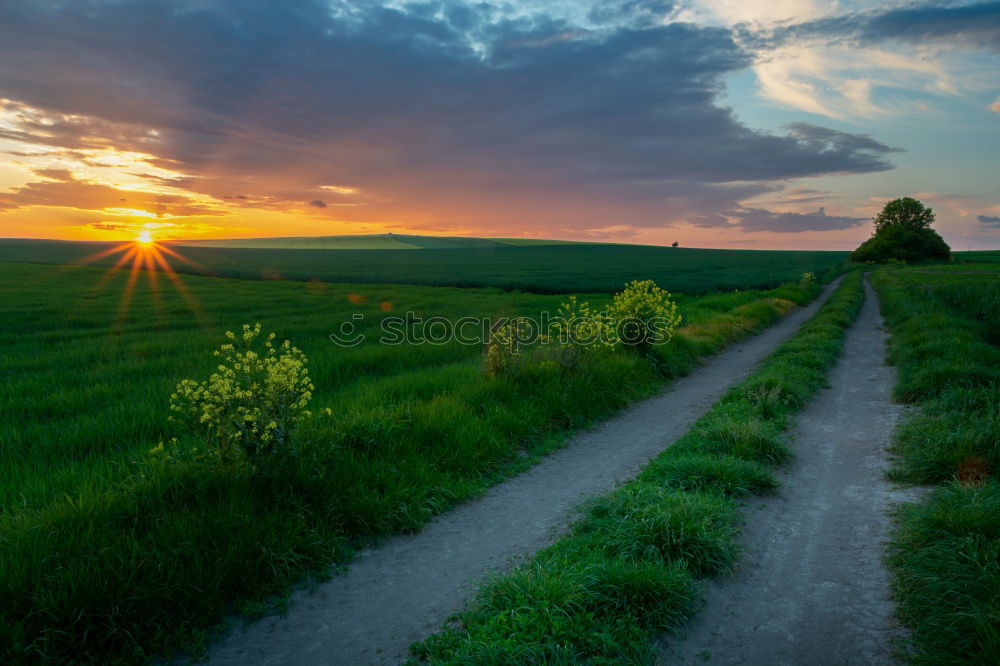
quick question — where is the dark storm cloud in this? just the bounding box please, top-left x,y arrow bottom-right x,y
751,2 -> 1000,52
979,214 -> 1000,227
689,206 -> 866,233
0,0 -> 899,228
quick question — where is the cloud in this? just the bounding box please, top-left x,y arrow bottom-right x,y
689,206 -> 866,233
991,97 -> 1000,112
732,206 -> 866,233
1,173 -> 223,217
31,168 -> 75,182
0,0 -> 900,232
979,214 -> 1000,227
89,221 -> 128,231
308,199 -> 327,208
750,2 -> 1000,52
741,2 -> 999,118
860,2 -> 1000,51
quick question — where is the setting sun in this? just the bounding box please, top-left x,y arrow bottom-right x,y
137,231 -> 153,245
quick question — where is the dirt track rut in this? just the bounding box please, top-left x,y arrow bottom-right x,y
658,277 -> 915,665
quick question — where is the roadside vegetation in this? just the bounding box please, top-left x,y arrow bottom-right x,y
873,265 -> 1000,664
411,272 -> 865,663
0,261 -> 825,663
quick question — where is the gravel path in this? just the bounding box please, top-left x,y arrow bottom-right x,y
657,277 -> 918,666
207,281 -> 840,666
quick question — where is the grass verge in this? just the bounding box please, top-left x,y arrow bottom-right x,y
872,265 -> 1000,664
410,272 -> 865,663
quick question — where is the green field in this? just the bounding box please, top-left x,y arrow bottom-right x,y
0,257 -> 824,663
0,238 -> 850,294
953,249 -> 1000,263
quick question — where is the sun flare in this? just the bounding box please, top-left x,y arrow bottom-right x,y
137,231 -> 153,245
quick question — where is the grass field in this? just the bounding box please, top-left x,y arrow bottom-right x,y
873,264 -> 1000,664
0,257 -> 824,664
953,250 -> 1000,263
0,238 -> 850,294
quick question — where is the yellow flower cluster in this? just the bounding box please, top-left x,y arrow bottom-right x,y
169,323 -> 314,468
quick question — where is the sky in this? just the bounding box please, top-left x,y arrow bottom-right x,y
0,0 -> 997,250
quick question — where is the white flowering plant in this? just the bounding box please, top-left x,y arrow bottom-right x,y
169,323 -> 314,471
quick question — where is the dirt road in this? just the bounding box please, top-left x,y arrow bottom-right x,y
658,277 -> 915,665
207,281 -> 840,666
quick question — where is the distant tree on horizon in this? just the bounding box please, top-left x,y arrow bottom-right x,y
872,197 -> 936,234
671,241 -> 679,247
851,197 -> 950,263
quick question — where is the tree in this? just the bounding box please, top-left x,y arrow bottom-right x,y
671,241 -> 679,247
851,197 -> 950,263
872,197 -> 935,234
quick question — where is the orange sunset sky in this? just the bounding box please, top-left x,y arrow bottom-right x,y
1,1 -> 998,250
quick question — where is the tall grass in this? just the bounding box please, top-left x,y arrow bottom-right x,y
411,272 -> 865,663
0,262 -> 822,664
873,264 -> 1000,664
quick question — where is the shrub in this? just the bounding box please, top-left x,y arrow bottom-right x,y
483,318 -> 532,377
545,295 -> 615,364
169,323 -> 314,471
607,279 -> 682,352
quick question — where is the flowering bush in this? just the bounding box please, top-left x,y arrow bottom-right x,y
800,272 -> 816,288
550,296 -> 615,346
169,323 -> 314,471
483,319 -> 530,377
537,296 -> 614,370
607,279 -> 682,351
483,280 -> 680,375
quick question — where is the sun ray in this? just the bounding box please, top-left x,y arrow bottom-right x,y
139,244 -> 162,311
156,243 -> 210,272
114,246 -> 145,328
65,237 -> 208,327
73,242 -> 134,266
87,245 -> 139,296
148,245 -> 207,322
